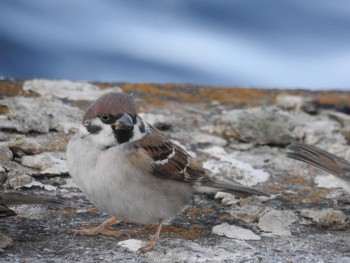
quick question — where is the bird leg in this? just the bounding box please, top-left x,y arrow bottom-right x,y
138,219 -> 163,253
69,217 -> 122,238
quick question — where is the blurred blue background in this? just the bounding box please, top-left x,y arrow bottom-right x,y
1,0 -> 350,90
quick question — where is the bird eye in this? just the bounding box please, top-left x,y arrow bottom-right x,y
101,114 -> 110,122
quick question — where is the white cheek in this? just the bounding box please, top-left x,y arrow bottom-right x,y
92,126 -> 115,147
79,125 -> 89,136
129,119 -> 149,142
79,119 -> 116,148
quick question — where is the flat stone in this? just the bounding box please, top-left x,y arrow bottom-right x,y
0,232 -> 13,253
300,209 -> 347,227
117,239 -> 144,252
212,223 -> 261,240
20,152 -> 68,175
258,208 -> 298,236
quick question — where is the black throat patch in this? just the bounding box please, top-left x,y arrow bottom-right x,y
114,128 -> 134,144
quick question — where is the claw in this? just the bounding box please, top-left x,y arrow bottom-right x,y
69,217 -> 122,238
138,219 -> 163,253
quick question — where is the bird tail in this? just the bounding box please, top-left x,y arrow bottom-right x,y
286,142 -> 349,179
196,176 -> 269,198
0,192 -> 64,205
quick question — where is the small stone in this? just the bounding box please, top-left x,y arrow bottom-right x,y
300,209 -> 347,227
0,147 -> 13,162
212,223 -> 261,240
0,232 -> 13,252
117,239 -> 144,252
0,165 -> 6,185
7,173 -> 34,189
230,205 -> 266,223
215,192 -> 239,205
275,94 -> 315,112
20,152 -> 68,175
192,133 -> 227,147
258,208 -> 298,236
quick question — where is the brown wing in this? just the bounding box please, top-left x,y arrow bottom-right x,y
129,125 -> 269,197
134,126 -> 209,184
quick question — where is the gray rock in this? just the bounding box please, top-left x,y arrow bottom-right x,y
230,204 -> 266,223
20,152 -> 68,175
218,107 -> 294,146
23,79 -> 122,100
0,147 -> 13,163
7,173 -> 34,189
202,146 -> 270,186
0,96 -> 82,134
0,232 -> 13,253
300,208 -> 347,227
258,208 -> 298,236
275,94 -> 316,112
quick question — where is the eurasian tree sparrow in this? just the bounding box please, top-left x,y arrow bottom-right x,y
66,92 -> 268,252
287,142 -> 350,182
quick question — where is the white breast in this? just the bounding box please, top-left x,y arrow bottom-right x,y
66,134 -> 192,225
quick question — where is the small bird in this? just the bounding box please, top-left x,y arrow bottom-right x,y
286,141 -> 350,182
0,197 -> 16,218
66,92 -> 268,252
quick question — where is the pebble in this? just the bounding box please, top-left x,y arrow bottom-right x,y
212,223 -> 261,240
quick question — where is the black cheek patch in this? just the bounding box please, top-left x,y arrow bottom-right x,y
138,121 -> 145,133
86,125 -> 102,134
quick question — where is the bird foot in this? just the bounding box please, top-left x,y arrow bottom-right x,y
138,234 -> 159,253
69,227 -> 123,238
69,217 -> 122,238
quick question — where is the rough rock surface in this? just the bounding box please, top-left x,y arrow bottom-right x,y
0,79 -> 349,262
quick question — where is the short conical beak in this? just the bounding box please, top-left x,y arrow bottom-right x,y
114,113 -> 133,130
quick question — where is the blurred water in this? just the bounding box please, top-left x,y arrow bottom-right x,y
1,0 -> 350,89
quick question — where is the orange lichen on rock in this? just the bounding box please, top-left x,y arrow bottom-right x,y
315,92 -> 350,106
143,225 -> 208,240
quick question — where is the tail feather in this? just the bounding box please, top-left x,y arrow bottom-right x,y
198,177 -> 269,198
286,142 -> 350,181
0,192 -> 64,205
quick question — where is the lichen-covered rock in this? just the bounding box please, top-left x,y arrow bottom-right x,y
300,209 -> 347,227
217,107 -> 294,146
0,233 -> 13,253
20,152 -> 68,175
0,96 -> 82,134
258,208 -> 298,236
22,79 -> 122,100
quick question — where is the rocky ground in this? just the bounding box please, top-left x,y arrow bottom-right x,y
0,79 -> 349,262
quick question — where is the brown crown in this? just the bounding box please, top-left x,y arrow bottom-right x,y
82,93 -> 137,123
